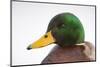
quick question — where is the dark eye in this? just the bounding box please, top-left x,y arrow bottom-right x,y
61,24 -> 65,27
57,23 -> 65,28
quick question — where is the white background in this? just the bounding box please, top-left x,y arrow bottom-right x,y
12,1 -> 95,66
0,0 -> 100,67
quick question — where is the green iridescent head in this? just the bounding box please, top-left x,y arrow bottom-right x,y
47,13 -> 85,47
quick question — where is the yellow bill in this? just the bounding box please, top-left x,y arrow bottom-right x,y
27,31 -> 55,50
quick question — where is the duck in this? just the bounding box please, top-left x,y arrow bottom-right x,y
27,13 -> 95,64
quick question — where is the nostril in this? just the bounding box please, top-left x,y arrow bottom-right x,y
44,35 -> 48,38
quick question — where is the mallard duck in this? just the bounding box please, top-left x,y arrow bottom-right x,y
27,13 -> 95,64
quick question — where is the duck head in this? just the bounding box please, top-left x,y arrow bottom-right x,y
27,13 -> 85,50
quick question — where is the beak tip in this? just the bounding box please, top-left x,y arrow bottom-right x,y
27,47 -> 32,50
27,45 -> 32,50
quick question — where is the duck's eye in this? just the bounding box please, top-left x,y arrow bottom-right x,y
57,23 -> 65,28
44,35 -> 48,38
61,24 -> 65,27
